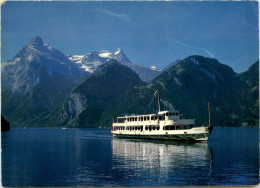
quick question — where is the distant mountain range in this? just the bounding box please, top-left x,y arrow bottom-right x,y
2,37 -> 259,128
68,48 -> 162,83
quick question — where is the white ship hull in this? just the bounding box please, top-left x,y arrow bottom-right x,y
112,126 -> 213,142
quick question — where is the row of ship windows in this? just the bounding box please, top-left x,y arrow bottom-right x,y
114,124 -> 192,131
122,113 -> 179,123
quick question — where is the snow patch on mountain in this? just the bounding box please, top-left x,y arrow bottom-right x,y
114,48 -> 122,55
98,50 -> 112,58
150,65 -> 162,71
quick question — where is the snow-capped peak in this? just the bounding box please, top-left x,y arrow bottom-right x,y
98,49 -> 112,58
98,52 -> 112,58
150,65 -> 162,71
114,48 -> 122,55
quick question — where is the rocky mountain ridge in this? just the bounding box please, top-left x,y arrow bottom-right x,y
69,48 -> 162,82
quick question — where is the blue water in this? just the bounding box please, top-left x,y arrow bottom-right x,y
1,127 -> 259,186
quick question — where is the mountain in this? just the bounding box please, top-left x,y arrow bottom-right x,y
163,59 -> 181,72
69,48 -> 162,83
2,37 -> 258,128
237,61 -> 259,126
99,56 -> 258,127
57,60 -> 145,127
2,36 -> 87,127
1,116 -> 10,131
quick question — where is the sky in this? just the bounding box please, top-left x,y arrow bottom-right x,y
1,1 -> 259,73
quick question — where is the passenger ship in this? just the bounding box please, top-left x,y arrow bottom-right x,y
111,90 -> 213,142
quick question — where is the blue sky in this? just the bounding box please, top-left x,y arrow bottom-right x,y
2,1 -> 258,73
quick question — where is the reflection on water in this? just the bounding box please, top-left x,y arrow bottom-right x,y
2,128 -> 258,186
112,138 -> 213,185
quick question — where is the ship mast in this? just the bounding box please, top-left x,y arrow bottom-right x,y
156,90 -> 160,112
208,102 -> 211,127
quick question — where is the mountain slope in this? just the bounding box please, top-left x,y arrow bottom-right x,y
237,61 -> 259,126
99,55 -> 257,127
57,60 -> 145,127
2,36 -> 86,127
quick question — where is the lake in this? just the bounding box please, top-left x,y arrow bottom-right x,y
1,127 -> 259,186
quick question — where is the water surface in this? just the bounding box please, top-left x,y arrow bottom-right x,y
2,127 -> 259,186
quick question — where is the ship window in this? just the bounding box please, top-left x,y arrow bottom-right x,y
153,127 -> 155,130
145,126 -> 148,130
159,116 -> 165,120
135,118 -> 137,121
155,116 -> 158,120
157,127 -> 159,130
176,112 -> 179,116
166,113 -> 168,116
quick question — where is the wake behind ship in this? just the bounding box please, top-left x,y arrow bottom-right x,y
111,90 -> 213,142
